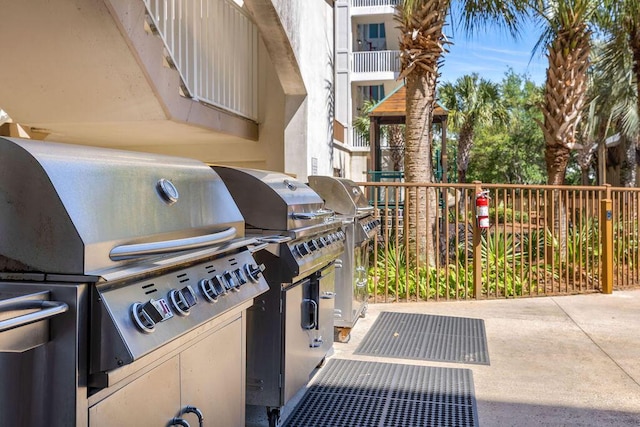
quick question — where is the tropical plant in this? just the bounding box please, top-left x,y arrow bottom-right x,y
438,73 -> 507,183
584,39 -> 639,187
395,0 -> 527,266
598,0 -> 640,136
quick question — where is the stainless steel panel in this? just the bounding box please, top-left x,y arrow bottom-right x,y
245,271 -> 287,407
316,264 -> 336,355
308,175 -> 373,217
180,316 -> 245,427
91,315 -> 245,426
0,137 -> 245,274
333,223 -> 369,329
93,249 -> 268,372
89,355 -> 181,426
283,280 -> 328,405
0,282 -> 89,427
212,166 -> 327,231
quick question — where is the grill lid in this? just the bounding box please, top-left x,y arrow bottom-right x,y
0,137 -> 245,275
212,166 -> 333,231
308,176 -> 373,218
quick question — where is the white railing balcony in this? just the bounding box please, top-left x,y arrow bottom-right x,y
351,128 -> 370,148
351,0 -> 400,7
350,0 -> 400,16
144,0 -> 258,121
352,50 -> 400,75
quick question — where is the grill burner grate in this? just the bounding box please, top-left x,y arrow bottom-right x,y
282,359 -> 479,427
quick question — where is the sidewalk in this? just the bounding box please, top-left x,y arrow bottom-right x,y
249,290 -> 640,426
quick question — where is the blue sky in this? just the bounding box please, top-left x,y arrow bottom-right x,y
439,20 -> 547,86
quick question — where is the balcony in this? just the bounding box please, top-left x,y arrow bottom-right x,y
144,0 -> 259,120
350,0 -> 399,16
351,127 -> 370,148
351,50 -> 400,81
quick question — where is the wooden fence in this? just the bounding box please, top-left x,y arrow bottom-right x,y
359,182 -> 638,302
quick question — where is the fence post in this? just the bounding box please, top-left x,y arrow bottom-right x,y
601,198 -> 613,294
473,181 -> 483,299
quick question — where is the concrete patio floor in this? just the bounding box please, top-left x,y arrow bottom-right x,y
247,289 -> 640,426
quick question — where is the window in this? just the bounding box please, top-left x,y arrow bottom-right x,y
369,24 -> 385,39
370,85 -> 385,102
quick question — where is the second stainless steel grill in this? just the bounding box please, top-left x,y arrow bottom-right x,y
308,175 -> 381,343
212,166 -> 344,427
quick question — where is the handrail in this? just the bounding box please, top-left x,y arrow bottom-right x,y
291,209 -> 335,220
0,299 -> 69,333
110,227 -> 237,260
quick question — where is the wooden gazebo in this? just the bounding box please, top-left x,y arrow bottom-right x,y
368,83 -> 449,182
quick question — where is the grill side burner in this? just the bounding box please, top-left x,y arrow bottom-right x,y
308,175 -> 381,343
0,137 -> 269,427
212,166 -> 344,427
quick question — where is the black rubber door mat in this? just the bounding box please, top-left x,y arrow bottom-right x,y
354,312 -> 490,365
282,358 -> 479,427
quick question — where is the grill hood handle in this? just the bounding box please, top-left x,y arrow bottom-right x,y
291,208 -> 334,220
110,227 -> 237,260
357,205 -> 375,213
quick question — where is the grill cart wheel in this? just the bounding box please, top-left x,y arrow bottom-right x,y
335,327 -> 351,343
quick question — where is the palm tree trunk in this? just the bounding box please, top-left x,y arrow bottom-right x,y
540,26 -> 590,262
389,125 -> 404,171
405,72 -> 437,266
457,123 -> 474,183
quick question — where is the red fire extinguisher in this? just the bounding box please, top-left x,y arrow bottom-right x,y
476,190 -> 490,229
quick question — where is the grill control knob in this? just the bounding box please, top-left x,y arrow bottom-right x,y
223,271 -> 239,292
308,239 -> 318,251
296,242 -> 310,256
169,285 -> 198,316
131,299 -> 172,333
199,275 -> 226,302
317,237 -> 326,248
234,268 -> 248,286
244,263 -> 265,283
131,302 -> 157,333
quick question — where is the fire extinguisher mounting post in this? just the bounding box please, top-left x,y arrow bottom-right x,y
472,181 -> 484,299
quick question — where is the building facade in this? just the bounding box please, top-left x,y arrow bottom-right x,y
333,0 -> 401,180
0,0 -> 335,181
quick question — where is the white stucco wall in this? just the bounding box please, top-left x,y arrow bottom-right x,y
269,0 -> 335,180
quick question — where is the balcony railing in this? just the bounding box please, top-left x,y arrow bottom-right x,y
352,50 -> 400,74
351,128 -> 370,148
351,0 -> 400,7
144,0 -> 258,120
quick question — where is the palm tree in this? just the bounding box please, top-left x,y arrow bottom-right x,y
438,73 -> 507,183
600,1 -> 640,127
582,40 -> 639,186
596,0 -> 640,186
530,0 -> 600,185
396,0 -> 526,264
529,0 -> 600,262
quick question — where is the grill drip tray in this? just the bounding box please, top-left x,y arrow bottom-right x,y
282,359 -> 479,427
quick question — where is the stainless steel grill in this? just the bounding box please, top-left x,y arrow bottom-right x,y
212,166 -> 345,427
0,137 -> 269,427
308,176 -> 381,343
